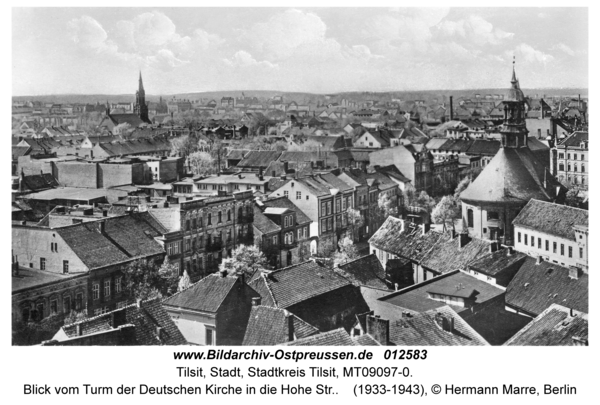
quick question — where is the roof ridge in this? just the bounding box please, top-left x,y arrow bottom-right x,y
260,272 -> 279,307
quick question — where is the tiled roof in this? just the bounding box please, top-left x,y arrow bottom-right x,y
242,305 -> 319,345
317,172 -> 353,193
505,257 -> 588,316
107,113 -> 147,127
282,328 -> 357,346
467,140 -> 501,156
557,131 -> 587,147
425,138 -> 450,151
379,270 -> 504,314
335,254 -> 389,289
148,208 -> 181,233
60,298 -> 187,345
512,199 -> 588,240
262,196 -> 311,225
226,149 -> 250,160
21,173 -> 59,192
163,273 -> 240,313
467,248 -> 527,276
460,147 -> 565,204
369,218 -> 443,263
504,304 -> 588,346
253,206 -> 281,234
376,165 -> 411,184
420,234 -> 492,274
354,334 -> 382,346
55,212 -> 165,270
248,261 -> 352,309
12,146 -> 31,158
389,306 -> 489,346
237,151 -> 283,168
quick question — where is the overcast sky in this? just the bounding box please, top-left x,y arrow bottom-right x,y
12,7 -> 588,96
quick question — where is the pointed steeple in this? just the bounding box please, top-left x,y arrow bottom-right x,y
139,71 -> 144,92
511,55 -> 517,84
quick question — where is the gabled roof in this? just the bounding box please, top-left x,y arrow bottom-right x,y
557,131 -> 588,147
505,257 -> 588,316
467,248 -> 527,276
376,165 -> 411,184
248,261 -> 352,309
58,297 -> 187,345
253,206 -> 281,234
55,212 -> 165,270
107,113 -> 147,127
512,199 -> 588,240
420,234 -> 492,274
466,140 -> 501,156
281,328 -> 357,346
162,273 -> 241,313
504,304 -> 588,346
335,254 -> 389,289
242,305 -> 319,345
389,306 -> 489,346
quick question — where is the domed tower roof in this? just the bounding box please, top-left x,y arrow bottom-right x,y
506,61 -> 525,102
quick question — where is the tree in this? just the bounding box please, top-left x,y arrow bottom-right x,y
454,176 -> 472,201
188,151 -> 215,176
431,196 -> 461,231
565,189 -> 581,208
178,270 -> 192,291
170,135 -> 198,158
345,207 -> 364,241
333,237 -> 360,268
122,257 -> 179,301
219,245 -> 267,278
112,122 -> 131,135
415,191 -> 437,214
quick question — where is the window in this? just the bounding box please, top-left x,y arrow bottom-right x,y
321,202 -> 326,215
227,210 -> 231,221
559,153 -> 564,159
580,247 -> 583,258
63,296 -> 71,314
298,228 -> 302,240
327,218 -> 333,230
518,232 -> 521,243
284,190 -> 289,198
327,202 -> 332,215
273,235 -> 278,245
524,234 -> 528,246
50,300 -> 58,315
546,240 -> 549,251
207,213 -> 212,225
63,260 -> 69,274
582,164 -> 585,173
218,211 -> 222,223
115,277 -> 122,293
321,219 -> 327,232
553,242 -> 557,254
296,191 -> 301,200
76,293 -> 83,311
93,283 -> 100,300
303,227 -> 307,238
568,246 -> 573,258
192,218 -> 197,229
336,199 -> 341,213
36,303 -> 45,320
284,216 -> 288,227
560,244 -> 564,256
559,163 -> 565,171
40,258 -> 46,271
467,209 -> 474,228
185,238 -> 190,252
104,279 -> 111,298
186,220 -> 190,231
206,328 -> 214,346
306,195 -> 309,200
538,238 -> 542,249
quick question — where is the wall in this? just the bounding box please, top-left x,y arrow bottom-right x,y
99,164 -> 134,188
166,308 -> 215,345
513,226 -> 584,269
216,280 -> 260,345
159,158 -> 183,183
18,156 -> 53,176
12,226 -> 88,275
55,162 -> 98,188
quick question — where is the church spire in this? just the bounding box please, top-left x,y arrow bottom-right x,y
139,71 -> 144,92
511,55 -> 517,84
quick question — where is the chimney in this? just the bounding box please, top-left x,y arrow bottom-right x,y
489,241 -> 498,253
458,232 -> 470,248
99,220 -> 106,233
252,297 -> 261,306
449,96 -> 454,120
366,315 -> 389,345
220,269 -> 228,278
164,201 -> 169,208
536,255 -> 543,265
286,310 -> 295,342
136,298 -> 143,308
156,326 -> 164,341
569,266 -> 581,280
506,247 -> 512,256
394,283 -> 399,291
420,222 -> 430,235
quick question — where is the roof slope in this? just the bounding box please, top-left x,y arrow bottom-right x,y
504,304 -> 588,346
512,199 -> 588,240
335,254 -> 389,289
262,196 -> 312,224
420,234 -> 491,274
238,150 -> 283,168
248,261 -> 352,309
389,306 -> 489,346
505,257 -> 588,316
460,147 -> 564,204
242,305 -> 319,345
281,328 -> 357,346
162,273 -> 240,313
60,298 -> 187,345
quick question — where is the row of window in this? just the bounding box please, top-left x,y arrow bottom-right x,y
558,163 -> 585,173
184,207 -> 253,230
22,292 -> 84,322
92,277 -> 123,301
558,153 -> 586,160
517,232 -> 582,259
39,258 -> 69,274
284,190 -> 310,201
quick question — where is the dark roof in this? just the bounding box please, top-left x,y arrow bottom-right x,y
242,306 -> 319,345
60,298 -> 187,345
504,304 -> 588,346
389,306 -> 488,346
369,218 -> 443,263
162,273 -> 240,313
226,149 -> 250,160
248,261 -> 352,309
467,140 -> 501,156
379,270 -> 504,314
335,254 -> 389,289
282,328 -> 357,346
20,173 -> 59,192
374,165 -> 411,184
354,334 -> 382,346
262,196 -> 311,224
237,150 -> 283,168
512,199 -> 588,240
253,206 -> 281,234
557,131 -> 587,147
505,257 -> 588,316
107,113 -> 147,127
460,147 -> 565,204
467,248 -> 528,276
12,146 -> 31,158
55,212 -> 165,270
420,234 -> 492,274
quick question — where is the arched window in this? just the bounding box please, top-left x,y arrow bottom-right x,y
284,216 -> 288,227
467,209 -> 474,228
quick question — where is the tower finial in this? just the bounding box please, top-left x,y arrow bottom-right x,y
511,55 -> 518,84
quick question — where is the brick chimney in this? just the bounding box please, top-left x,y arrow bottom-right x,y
285,310 -> 295,342
569,266 -> 581,280
536,255 -> 543,265
420,222 -> 430,235
252,297 -> 261,306
366,315 -> 389,345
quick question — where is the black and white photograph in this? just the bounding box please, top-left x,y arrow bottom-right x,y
11,6 -> 589,350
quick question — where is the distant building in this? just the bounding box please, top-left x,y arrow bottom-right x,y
550,130 -> 588,189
